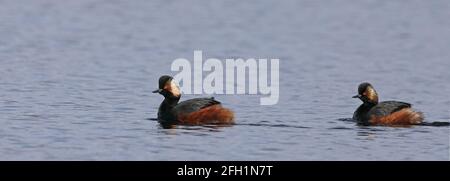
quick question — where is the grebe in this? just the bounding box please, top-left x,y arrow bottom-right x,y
153,75 -> 234,127
353,82 -> 423,126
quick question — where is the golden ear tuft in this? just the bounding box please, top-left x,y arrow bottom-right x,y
164,80 -> 180,97
365,86 -> 378,103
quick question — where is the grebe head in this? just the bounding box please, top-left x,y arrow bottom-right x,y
152,75 -> 181,98
352,82 -> 378,104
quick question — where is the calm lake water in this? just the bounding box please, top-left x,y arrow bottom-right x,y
0,0 -> 449,160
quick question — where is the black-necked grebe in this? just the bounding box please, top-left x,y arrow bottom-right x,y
352,82 -> 423,126
153,75 -> 234,126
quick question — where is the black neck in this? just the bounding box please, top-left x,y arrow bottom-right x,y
354,101 -> 377,125
363,101 -> 377,107
162,96 -> 180,108
157,96 -> 180,123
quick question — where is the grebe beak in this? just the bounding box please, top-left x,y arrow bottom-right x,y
352,95 -> 361,98
152,89 -> 162,93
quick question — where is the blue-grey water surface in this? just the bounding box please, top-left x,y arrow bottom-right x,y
0,0 -> 449,160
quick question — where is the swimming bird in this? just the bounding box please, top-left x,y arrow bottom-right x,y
352,82 -> 423,126
153,75 -> 234,127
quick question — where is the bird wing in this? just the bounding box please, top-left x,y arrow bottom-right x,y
173,97 -> 221,115
369,101 -> 411,117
